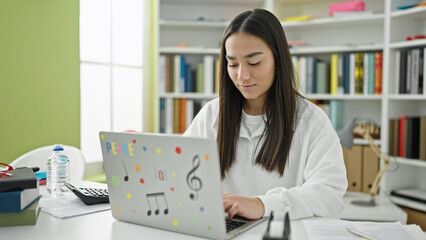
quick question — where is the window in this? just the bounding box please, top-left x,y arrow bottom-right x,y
80,0 -> 145,162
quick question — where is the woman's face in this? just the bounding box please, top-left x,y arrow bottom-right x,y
225,32 -> 275,108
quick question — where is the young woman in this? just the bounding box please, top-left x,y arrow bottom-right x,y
183,9 -> 347,220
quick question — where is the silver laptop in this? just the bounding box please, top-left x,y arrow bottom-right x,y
100,131 -> 265,239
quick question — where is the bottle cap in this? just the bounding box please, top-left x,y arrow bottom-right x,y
53,144 -> 64,151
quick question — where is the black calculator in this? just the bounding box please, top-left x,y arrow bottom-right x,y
65,182 -> 109,205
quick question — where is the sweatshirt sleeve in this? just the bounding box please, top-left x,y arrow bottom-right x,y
256,107 -> 348,220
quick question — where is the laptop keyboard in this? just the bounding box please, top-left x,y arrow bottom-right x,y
226,219 -> 248,233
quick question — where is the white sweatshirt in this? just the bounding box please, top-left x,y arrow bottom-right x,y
183,97 -> 347,220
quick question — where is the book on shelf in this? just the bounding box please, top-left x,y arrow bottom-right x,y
0,197 -> 41,227
159,98 -> 166,133
0,167 -> 38,192
179,98 -> 187,134
292,51 -> 382,95
363,53 -> 369,95
355,52 -> 364,94
165,98 -> 174,134
343,54 -> 350,94
406,117 -> 420,159
203,55 -> 214,94
390,115 -> 425,159
374,52 -> 383,94
349,53 -> 356,95
299,56 -> 307,94
173,99 -> 180,133
159,54 -> 218,94
421,116 -> 426,160
316,61 -> 329,94
0,187 -> 39,213
330,53 -> 338,94
396,47 -> 425,94
337,54 -> 344,94
388,118 -> 399,157
306,56 -> 315,94
159,98 -> 206,134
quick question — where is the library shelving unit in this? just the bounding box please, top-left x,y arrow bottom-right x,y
154,0 -> 426,211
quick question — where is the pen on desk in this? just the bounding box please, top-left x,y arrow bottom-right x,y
346,228 -> 379,240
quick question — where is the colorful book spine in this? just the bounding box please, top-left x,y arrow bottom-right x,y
368,53 -> 375,95
330,53 -> 338,94
173,99 -> 180,133
374,52 -> 382,94
398,116 -> 407,157
179,98 -> 187,134
355,53 -> 364,94
203,55 -> 214,94
343,54 -> 350,94
316,61 -> 329,94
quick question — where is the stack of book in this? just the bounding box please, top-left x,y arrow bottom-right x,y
389,116 -> 426,160
159,98 -> 207,134
394,47 -> 425,94
0,167 -> 41,227
159,54 -> 220,94
292,51 -> 383,95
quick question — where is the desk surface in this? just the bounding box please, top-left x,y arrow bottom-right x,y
1,208 -> 309,240
0,185 -> 421,240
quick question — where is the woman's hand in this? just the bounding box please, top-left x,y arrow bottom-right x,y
223,193 -> 265,219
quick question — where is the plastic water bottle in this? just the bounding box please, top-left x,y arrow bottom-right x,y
46,144 -> 70,197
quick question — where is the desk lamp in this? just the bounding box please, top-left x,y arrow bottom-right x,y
337,118 -> 391,207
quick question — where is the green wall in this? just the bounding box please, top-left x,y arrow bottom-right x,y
0,0 -> 80,164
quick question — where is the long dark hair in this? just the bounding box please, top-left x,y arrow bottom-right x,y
217,9 -> 299,179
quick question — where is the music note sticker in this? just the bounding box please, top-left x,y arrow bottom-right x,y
121,159 -> 129,181
146,192 -> 169,216
186,155 -> 202,200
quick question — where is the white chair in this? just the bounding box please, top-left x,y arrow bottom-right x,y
10,145 -> 86,181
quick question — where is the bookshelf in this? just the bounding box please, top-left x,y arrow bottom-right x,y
154,0 -> 426,211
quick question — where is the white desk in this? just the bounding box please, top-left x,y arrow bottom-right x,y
1,186 -> 422,240
1,207 -> 310,240
341,191 -> 408,223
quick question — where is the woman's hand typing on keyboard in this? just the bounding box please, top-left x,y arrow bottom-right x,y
223,193 -> 265,220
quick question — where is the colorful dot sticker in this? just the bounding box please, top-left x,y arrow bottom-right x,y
204,154 -> 210,160
172,172 -> 176,177
114,206 -> 122,216
139,178 -> 145,184
134,165 -> 141,172
173,220 -> 179,226
156,148 -> 161,154
111,175 -> 120,187
178,203 -> 182,207
200,206 -> 205,212
193,216 -> 197,221
101,134 -> 105,139
207,226 -> 212,231
127,193 -> 132,199
132,209 -> 136,214
142,146 -> 147,151
175,147 -> 181,154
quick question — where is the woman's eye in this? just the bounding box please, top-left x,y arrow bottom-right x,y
249,62 -> 260,66
228,64 -> 238,68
